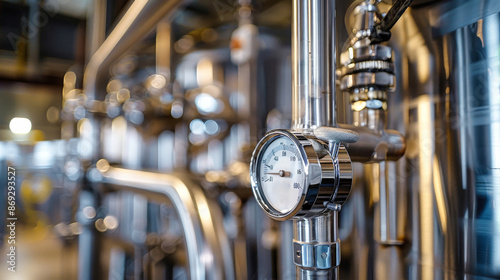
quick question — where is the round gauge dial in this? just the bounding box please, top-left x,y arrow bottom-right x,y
256,135 -> 306,214
251,129 -> 353,220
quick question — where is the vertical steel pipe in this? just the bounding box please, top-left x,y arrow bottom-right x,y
156,20 -> 172,77
86,0 -> 106,62
293,211 -> 340,279
292,0 -> 336,131
291,1 -> 339,279
373,161 -> 404,245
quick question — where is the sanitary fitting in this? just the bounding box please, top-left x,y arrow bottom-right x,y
341,0 -> 395,123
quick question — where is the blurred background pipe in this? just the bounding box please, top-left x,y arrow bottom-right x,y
96,161 -> 235,280
84,0 -> 189,102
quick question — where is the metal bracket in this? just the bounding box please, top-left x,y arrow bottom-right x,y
293,241 -> 341,269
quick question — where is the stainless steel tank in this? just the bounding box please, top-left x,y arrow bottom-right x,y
340,0 -> 500,279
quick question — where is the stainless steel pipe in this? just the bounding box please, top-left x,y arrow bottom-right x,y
79,3 -> 190,277
84,0 -> 189,101
85,0 -> 106,61
94,162 -> 234,280
340,125 -> 406,163
292,0 -> 336,131
372,161 -> 404,245
80,0 -> 190,163
293,211 -> 340,279
290,1 -> 341,279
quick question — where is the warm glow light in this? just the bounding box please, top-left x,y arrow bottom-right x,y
9,117 -> 32,134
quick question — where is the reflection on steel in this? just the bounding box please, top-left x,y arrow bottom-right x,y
84,0 -> 189,101
86,0 -> 106,60
293,211 -> 340,279
433,8 -> 500,278
10,0 -> 500,279
230,1 -> 260,143
156,20 -> 172,76
96,161 -> 234,280
285,1 -> 355,279
341,0 -> 500,278
292,0 -> 336,130
340,0 -> 407,248
340,125 -> 405,163
370,161 -> 404,245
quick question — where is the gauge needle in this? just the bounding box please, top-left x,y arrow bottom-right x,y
265,170 -> 291,177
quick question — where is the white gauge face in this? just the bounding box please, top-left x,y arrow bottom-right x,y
257,135 -> 306,214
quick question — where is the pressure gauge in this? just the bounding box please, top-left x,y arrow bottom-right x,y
250,130 -> 352,221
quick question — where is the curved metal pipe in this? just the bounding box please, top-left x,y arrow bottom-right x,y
84,0 -> 189,101
95,164 -> 234,280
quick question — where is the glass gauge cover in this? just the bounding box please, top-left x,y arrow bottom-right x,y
250,130 -> 313,220
257,135 -> 306,214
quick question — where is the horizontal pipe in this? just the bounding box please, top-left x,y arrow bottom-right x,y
95,163 -> 234,280
84,0 -> 189,101
340,124 -> 406,162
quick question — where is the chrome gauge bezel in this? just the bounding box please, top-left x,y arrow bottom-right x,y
250,129 -> 349,221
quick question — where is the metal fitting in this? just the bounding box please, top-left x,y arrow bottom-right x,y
293,211 -> 340,273
341,1 -> 396,113
293,241 -> 340,269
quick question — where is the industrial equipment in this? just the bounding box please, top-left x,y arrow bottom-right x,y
1,0 -> 499,279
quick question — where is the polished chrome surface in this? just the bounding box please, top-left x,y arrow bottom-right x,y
84,0 -> 188,101
350,0 -> 381,39
340,0 -> 500,278
340,124 -> 405,163
79,0 -> 189,165
340,44 -> 393,65
313,127 -> 360,145
371,161 -> 404,245
250,129 -> 352,220
10,0 -> 500,279
293,211 -> 340,278
432,0 -> 500,36
438,11 -> 500,278
293,242 -> 340,269
85,0 -> 106,60
285,1 -> 356,278
340,72 -> 395,92
294,211 -> 338,252
292,0 -> 336,130
96,161 -> 234,280
297,268 -> 338,280
391,4 -> 500,279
